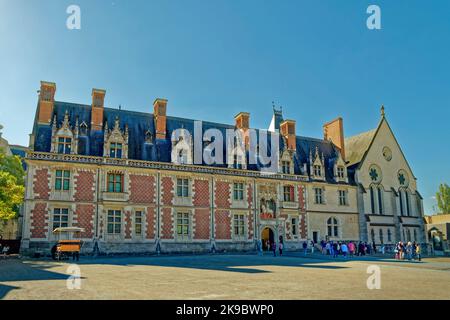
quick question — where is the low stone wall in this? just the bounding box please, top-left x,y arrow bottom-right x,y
20,239 -> 308,256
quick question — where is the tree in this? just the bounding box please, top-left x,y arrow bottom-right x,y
0,147 -> 25,220
436,183 -> 450,214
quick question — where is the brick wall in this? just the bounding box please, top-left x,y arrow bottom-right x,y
129,174 -> 155,203
247,183 -> 253,239
161,177 -> 173,205
33,168 -> 50,199
75,204 -> 94,238
125,210 -> 132,239
146,207 -> 155,239
298,185 -> 307,238
194,208 -> 210,239
161,208 -> 173,239
74,170 -> 95,202
193,179 -> 209,207
215,210 -> 231,240
30,203 -> 48,238
215,181 -> 230,209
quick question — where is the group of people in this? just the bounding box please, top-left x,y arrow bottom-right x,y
317,240 -> 366,258
258,237 -> 422,261
394,241 -> 421,261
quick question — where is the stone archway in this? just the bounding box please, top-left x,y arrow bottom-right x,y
261,226 -> 275,251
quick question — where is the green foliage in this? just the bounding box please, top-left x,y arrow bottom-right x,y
436,183 -> 450,214
0,148 -> 25,220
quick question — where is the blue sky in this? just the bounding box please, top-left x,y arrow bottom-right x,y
0,0 -> 449,214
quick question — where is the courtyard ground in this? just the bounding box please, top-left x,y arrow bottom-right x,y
1,253 -> 449,300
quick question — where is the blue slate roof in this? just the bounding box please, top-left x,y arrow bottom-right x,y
32,101 -> 355,184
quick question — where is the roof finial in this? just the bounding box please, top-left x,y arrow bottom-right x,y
380,105 -> 385,118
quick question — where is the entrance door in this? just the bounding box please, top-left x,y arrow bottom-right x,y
312,231 -> 318,244
261,227 -> 274,251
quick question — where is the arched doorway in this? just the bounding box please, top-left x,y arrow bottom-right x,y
261,227 -> 275,251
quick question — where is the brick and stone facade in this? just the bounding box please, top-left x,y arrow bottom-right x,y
20,82 -> 426,255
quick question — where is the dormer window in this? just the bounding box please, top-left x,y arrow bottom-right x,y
279,150 -> 293,174
171,129 -> 193,165
313,165 -> 322,177
103,117 -> 129,159
57,137 -> 72,154
282,161 -> 290,174
337,166 -> 345,179
178,149 -> 187,164
310,146 -> 325,180
145,130 -> 153,144
51,111 -> 78,155
110,142 -> 122,158
79,122 -> 88,136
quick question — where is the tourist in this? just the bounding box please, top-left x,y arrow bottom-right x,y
332,242 -> 338,258
341,242 -> 348,258
358,242 -> 365,256
372,242 -> 377,254
302,241 -> 308,256
326,241 -> 331,255
266,240 -> 270,252
415,243 -> 422,261
272,242 -> 277,257
380,244 -> 385,255
310,240 -> 315,254
321,240 -> 327,254
279,241 -> 283,256
348,241 -> 355,257
406,242 -> 413,260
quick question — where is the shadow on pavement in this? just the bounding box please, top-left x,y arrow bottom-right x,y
72,253 -> 350,274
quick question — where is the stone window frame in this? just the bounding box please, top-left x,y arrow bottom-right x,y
174,209 -> 193,241
231,211 -> 248,241
103,117 -> 129,159
288,214 -> 300,239
48,204 -> 74,240
283,184 -> 296,202
106,171 -> 125,193
105,208 -> 124,241
338,189 -> 349,206
313,186 -> 325,205
171,128 -> 193,165
173,175 -> 193,207
279,150 -> 294,174
50,167 -> 74,201
398,187 -> 412,217
327,216 -> 339,238
132,208 -> 146,240
50,112 -> 78,155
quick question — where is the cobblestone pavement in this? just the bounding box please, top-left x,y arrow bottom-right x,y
1,254 -> 449,300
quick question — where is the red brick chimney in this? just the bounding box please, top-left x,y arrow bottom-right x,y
37,81 -> 56,125
280,120 -> 296,151
323,117 -> 345,159
91,88 -> 106,131
154,98 -> 167,140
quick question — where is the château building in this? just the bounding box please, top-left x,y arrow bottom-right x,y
20,81 -> 426,254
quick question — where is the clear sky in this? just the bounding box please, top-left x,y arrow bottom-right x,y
0,0 -> 449,214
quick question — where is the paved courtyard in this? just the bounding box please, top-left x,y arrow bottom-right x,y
1,253 -> 449,300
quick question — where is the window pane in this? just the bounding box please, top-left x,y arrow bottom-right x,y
115,224 -> 121,234
55,179 -> 62,190
63,179 -> 70,190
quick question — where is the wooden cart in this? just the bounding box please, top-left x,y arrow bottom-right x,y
52,227 -> 84,261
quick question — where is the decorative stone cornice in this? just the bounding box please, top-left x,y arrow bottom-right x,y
26,151 -> 309,182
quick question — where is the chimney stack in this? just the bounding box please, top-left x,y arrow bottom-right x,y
37,81 -> 56,125
91,88 -> 106,131
154,98 -> 167,140
234,112 -> 250,149
323,117 -> 345,159
280,120 -> 296,151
